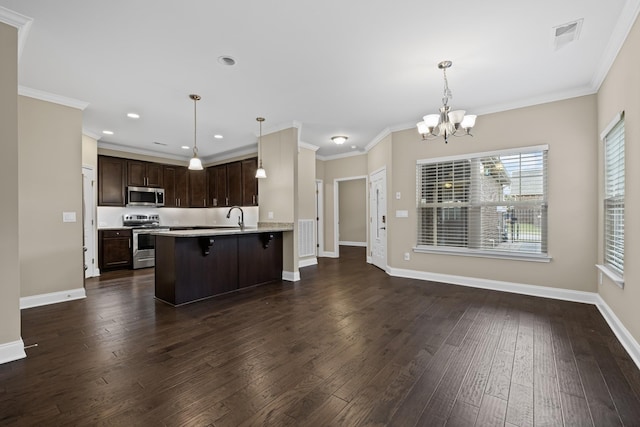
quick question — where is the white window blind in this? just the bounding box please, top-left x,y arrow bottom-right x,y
604,118 -> 625,276
416,146 -> 548,257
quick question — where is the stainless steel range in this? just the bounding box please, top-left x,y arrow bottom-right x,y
123,214 -> 170,269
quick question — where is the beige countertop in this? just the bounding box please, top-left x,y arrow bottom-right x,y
153,225 -> 293,237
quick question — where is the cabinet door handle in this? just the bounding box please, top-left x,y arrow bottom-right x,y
253,195 -> 256,205
128,238 -> 131,248
204,199 -> 206,206
226,197 -> 229,205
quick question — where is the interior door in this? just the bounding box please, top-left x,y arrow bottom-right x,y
82,167 -> 96,278
370,168 -> 387,271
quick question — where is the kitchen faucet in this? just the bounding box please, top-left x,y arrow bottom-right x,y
226,206 -> 244,230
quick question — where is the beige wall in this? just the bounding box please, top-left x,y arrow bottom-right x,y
19,96 -> 84,297
258,127 -> 298,274
82,134 -> 98,169
597,16 -> 640,343
0,22 -> 21,348
388,95 -> 598,292
338,179 -> 367,243
321,154 -> 368,253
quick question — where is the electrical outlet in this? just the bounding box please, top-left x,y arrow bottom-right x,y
268,211 -> 274,219
404,252 -> 410,261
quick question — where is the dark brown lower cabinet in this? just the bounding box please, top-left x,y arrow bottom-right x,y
155,232 -> 282,305
98,229 -> 132,270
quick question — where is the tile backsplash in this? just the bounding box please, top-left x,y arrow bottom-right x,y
97,206 -> 259,228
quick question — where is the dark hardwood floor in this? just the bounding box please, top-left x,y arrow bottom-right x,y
2,246 -> 640,426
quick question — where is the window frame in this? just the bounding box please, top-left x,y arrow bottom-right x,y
597,112 -> 625,287
414,144 -> 551,263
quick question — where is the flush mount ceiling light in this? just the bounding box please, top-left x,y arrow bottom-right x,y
331,136 -> 348,145
188,94 -> 203,171
255,117 -> 267,179
416,60 -> 477,144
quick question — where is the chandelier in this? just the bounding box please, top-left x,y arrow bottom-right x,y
416,60 -> 476,143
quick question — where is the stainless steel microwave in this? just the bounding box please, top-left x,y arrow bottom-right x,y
127,186 -> 165,207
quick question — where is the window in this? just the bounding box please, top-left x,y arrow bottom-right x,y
603,116 -> 625,279
416,145 -> 548,259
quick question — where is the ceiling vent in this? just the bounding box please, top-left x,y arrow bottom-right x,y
552,19 -> 583,50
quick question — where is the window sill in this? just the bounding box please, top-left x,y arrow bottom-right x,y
413,246 -> 551,263
596,264 -> 624,288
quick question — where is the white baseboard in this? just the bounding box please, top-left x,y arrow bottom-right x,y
367,256 -> 372,264
387,266 -> 640,370
595,295 -> 640,369
339,241 -> 367,247
0,339 -> 26,365
387,267 -> 599,304
299,258 -> 318,268
20,287 -> 87,310
282,271 -> 301,282
320,251 -> 338,258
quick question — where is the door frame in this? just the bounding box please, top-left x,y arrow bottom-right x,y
82,165 -> 98,278
316,179 -> 324,257
369,166 -> 387,270
333,175 -> 368,258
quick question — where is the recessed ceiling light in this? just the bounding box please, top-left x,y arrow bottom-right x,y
351,145 -> 357,149
127,113 -> 140,119
217,56 -> 236,66
181,146 -> 190,150
214,134 -> 224,139
102,130 -> 114,135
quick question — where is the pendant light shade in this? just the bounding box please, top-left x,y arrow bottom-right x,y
188,94 -> 203,170
255,117 -> 267,179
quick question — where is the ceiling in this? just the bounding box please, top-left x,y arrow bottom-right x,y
2,1 -> 639,161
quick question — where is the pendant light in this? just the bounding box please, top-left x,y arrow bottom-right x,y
188,94 -> 203,170
255,117 -> 267,179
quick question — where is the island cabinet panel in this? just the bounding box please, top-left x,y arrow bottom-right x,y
154,231 -> 284,305
155,235 -> 239,305
238,233 -> 283,288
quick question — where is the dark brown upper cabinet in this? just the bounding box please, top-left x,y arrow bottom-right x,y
163,165 -> 189,208
98,156 -> 126,206
127,160 -> 163,188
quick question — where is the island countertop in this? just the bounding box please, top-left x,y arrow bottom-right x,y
153,224 -> 293,238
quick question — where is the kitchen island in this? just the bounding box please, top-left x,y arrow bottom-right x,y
154,225 -> 292,305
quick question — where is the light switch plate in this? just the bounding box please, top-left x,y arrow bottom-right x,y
396,192 -> 401,200
268,211 -> 274,219
396,210 -> 409,218
63,212 -> 77,223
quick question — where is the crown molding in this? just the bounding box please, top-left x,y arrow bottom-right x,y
364,127 -> 392,152
298,141 -> 319,152
97,141 -> 189,162
18,86 -> 89,110
201,144 -> 257,164
258,120 -> 302,137
591,0 -> 640,91
317,150 -> 367,161
0,6 -> 32,61
82,130 -> 102,141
